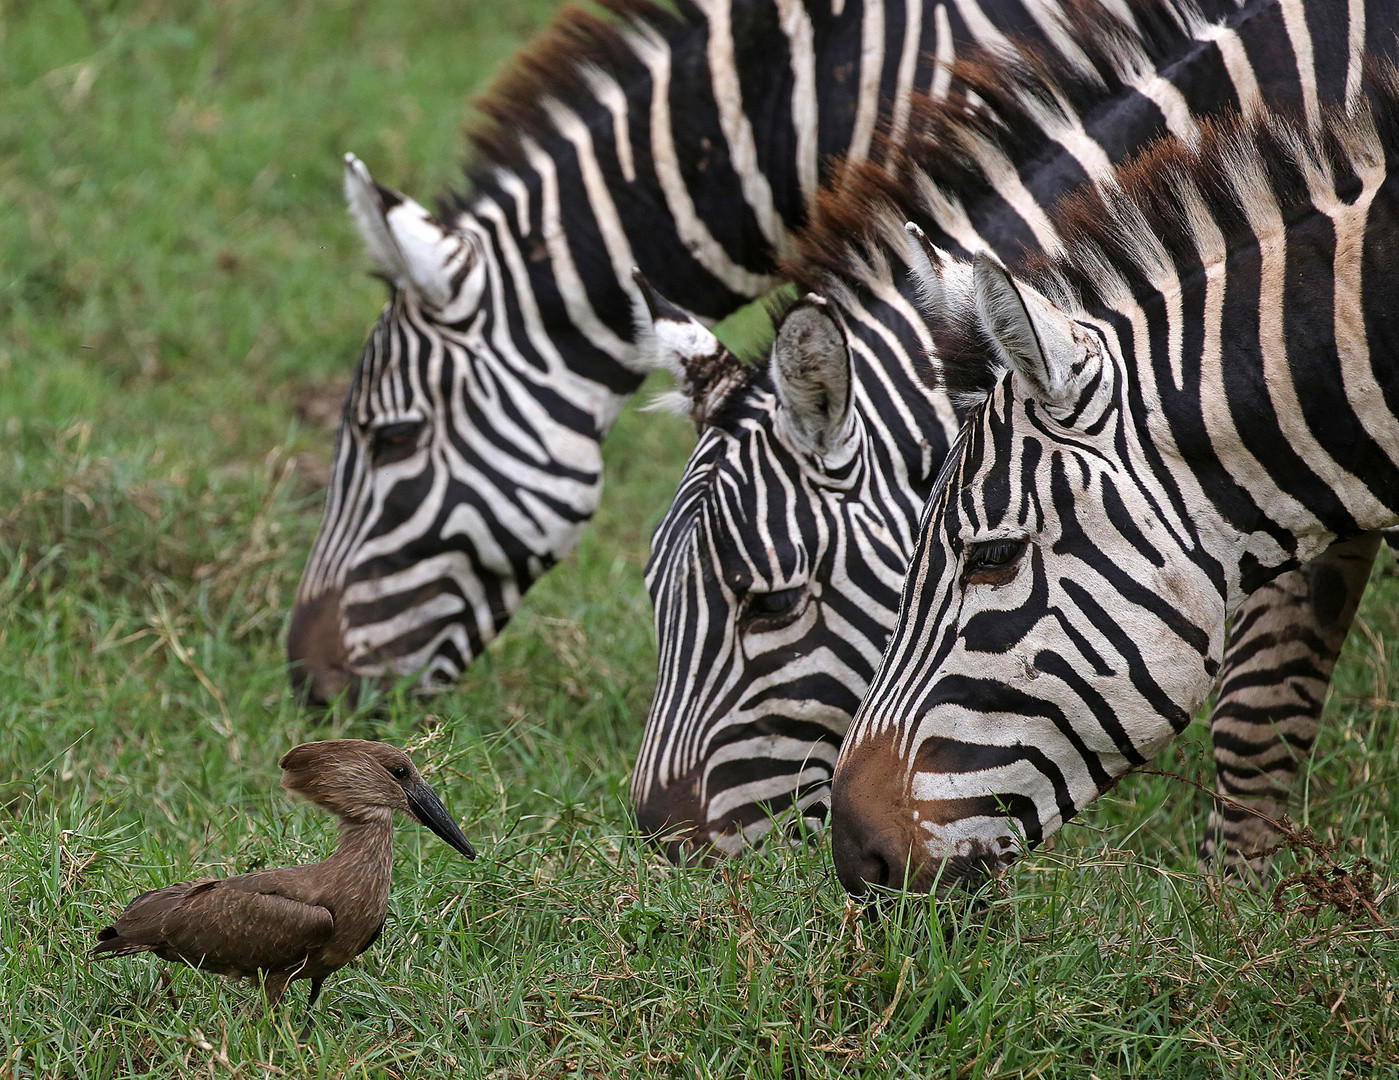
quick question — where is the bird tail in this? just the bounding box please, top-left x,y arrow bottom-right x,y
91,925 -> 155,959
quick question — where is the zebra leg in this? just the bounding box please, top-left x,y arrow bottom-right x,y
1201,532 -> 1381,880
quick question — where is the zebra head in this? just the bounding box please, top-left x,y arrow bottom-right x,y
288,156 -> 611,705
831,244 -> 1227,896
631,277 -> 918,861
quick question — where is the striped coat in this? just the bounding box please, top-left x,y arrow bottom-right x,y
830,40 -> 1399,895
634,0 -> 1397,877
286,0 -> 1104,704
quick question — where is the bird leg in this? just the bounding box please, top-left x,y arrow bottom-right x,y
157,968 -> 181,1008
259,970 -> 295,1011
298,978 -> 325,1041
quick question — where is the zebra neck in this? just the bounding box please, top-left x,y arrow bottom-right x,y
844,281 -> 967,488
443,0 -> 1107,443
444,187 -> 643,442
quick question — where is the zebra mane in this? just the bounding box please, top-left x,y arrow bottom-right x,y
1026,62 -> 1399,316
783,0 -> 1218,398
455,0 -> 691,198
786,0 -> 1399,405
788,0 -> 1217,272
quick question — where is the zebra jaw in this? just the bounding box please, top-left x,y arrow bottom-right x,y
343,153 -> 483,323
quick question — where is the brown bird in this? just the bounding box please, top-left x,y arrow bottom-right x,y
92,739 -> 474,1028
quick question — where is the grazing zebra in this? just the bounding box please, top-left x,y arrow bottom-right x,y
829,56 -> 1399,896
633,0 -> 1398,874
289,0 -> 1068,705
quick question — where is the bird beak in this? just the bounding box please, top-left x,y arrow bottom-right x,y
405,783 -> 476,859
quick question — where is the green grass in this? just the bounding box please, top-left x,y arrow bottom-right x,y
3,2 -> 1399,1077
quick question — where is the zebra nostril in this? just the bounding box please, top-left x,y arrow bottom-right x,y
871,849 -> 892,889
288,659 -> 363,710
831,727 -> 927,896
305,664 -> 362,708
632,776 -> 706,865
830,819 -> 904,896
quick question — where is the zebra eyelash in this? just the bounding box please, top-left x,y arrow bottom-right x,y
366,420 -> 427,467
741,587 -> 806,624
960,537 -> 1029,588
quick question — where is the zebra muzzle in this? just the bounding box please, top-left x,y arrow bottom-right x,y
287,588 -> 363,708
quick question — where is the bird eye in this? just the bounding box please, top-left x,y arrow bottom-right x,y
388,763 -> 410,780
368,421 -> 425,467
743,587 -> 804,625
961,538 -> 1029,588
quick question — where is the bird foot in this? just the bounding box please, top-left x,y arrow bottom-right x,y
158,969 -> 180,1006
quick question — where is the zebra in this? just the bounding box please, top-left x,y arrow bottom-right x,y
828,53 -> 1399,896
632,0 -> 1398,875
288,0 -> 1064,705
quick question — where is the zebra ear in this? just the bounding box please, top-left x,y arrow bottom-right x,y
770,295 -> 854,459
904,222 -> 955,313
343,153 -> 478,318
972,252 -> 1087,407
632,270 -> 747,430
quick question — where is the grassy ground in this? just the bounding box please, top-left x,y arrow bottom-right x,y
3,2 -> 1399,1077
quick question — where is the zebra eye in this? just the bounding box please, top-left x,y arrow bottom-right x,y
743,587 -> 805,624
961,538 -> 1028,588
369,421 -> 424,466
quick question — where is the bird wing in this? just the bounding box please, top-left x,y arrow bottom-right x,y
101,879 -> 217,947
112,878 -> 334,976
94,880 -> 218,957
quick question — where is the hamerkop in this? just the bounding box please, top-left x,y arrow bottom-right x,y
92,739 -> 474,1026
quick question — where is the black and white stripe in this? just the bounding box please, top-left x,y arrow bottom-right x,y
287,0 -> 989,704
830,48 -> 1399,895
634,0 -> 1397,869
